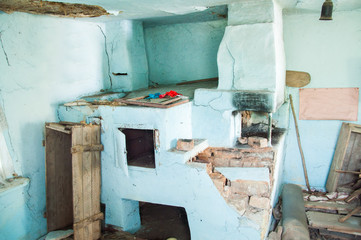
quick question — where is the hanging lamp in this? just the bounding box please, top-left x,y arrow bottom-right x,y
320,0 -> 333,20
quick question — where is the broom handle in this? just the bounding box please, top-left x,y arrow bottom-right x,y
290,94 -> 311,192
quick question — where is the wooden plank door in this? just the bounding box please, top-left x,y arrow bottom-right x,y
45,124 -> 73,232
71,124 -> 103,240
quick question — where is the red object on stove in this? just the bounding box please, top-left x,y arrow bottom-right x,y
159,90 -> 182,98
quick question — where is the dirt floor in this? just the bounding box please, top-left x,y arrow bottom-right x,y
63,202 -> 191,240
134,202 -> 191,240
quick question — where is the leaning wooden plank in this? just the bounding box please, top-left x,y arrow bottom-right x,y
72,126 -> 84,240
304,201 -> 358,212
307,211 -> 361,235
326,123 -> 354,192
339,206 -> 361,223
345,188 -> 361,203
82,126 -> 93,240
91,125 -> 101,240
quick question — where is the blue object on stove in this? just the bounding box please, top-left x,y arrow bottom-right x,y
146,93 -> 161,99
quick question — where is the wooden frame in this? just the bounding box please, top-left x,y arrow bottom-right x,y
45,122 -> 103,240
326,122 -> 361,192
115,96 -> 189,108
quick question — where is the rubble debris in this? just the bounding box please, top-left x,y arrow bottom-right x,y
0,0 -> 108,18
238,137 -> 248,145
248,136 -> 268,148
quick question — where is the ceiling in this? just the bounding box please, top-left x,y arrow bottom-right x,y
1,0 -> 360,21
48,0 -> 361,20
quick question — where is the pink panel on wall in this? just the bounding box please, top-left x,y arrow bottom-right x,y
299,88 -> 359,121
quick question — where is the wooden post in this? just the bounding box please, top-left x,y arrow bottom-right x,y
289,95 -> 311,192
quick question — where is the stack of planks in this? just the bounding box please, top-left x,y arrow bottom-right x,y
305,122 -> 361,239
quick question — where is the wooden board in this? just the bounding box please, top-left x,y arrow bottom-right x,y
45,126 -> 73,232
304,200 -> 359,212
326,123 -> 361,192
299,88 -> 359,121
286,70 -> 311,88
72,126 -> 85,240
115,96 -> 189,108
71,124 -> 102,240
91,126 -> 102,240
307,211 -> 361,236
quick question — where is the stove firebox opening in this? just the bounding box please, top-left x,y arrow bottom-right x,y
120,128 -> 156,168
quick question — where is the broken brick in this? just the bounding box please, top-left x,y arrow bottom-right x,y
226,195 -> 249,215
206,163 -> 213,174
213,157 -> 230,167
249,196 -> 270,209
248,136 -> 268,148
229,159 -> 244,167
209,172 -> 226,193
231,180 -> 269,197
238,137 -> 248,145
176,139 -> 194,151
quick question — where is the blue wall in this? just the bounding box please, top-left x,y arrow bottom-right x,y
0,12 -> 107,239
282,9 -> 361,189
144,19 -> 227,85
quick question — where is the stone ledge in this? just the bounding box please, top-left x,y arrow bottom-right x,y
0,177 -> 29,196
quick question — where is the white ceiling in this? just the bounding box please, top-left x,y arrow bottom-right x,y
47,0 -> 361,20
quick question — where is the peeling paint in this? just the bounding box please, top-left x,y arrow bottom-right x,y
0,0 -> 108,18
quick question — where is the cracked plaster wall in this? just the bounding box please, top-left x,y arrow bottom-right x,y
0,12 -> 108,239
102,20 -> 149,91
144,19 -> 226,85
282,9 -> 361,189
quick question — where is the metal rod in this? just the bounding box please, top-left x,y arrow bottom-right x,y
289,94 -> 311,192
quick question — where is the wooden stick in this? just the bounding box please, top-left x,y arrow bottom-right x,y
338,206 -> 361,223
335,169 -> 361,175
289,94 -> 311,192
345,188 -> 361,203
176,77 -> 218,85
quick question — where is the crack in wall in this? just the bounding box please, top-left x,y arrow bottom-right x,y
0,31 -> 10,66
0,92 -> 16,157
225,43 -> 236,90
194,92 -> 230,114
56,109 -> 61,122
97,25 -> 113,89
